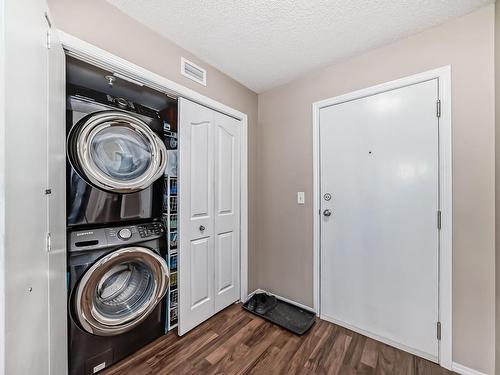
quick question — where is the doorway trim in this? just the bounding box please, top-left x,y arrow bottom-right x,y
57,30 -> 249,304
312,66 -> 452,369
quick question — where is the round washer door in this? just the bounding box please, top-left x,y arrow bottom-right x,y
74,246 -> 170,336
68,111 -> 167,193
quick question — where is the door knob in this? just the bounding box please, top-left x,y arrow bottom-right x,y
199,225 -> 205,231
323,209 -> 332,217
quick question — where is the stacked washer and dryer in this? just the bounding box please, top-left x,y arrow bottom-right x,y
65,66 -> 176,375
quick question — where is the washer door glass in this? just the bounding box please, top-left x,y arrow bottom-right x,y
75,247 -> 169,336
69,111 -> 167,193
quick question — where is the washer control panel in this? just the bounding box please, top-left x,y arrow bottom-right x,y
138,222 -> 164,238
68,222 -> 165,252
117,228 -> 132,240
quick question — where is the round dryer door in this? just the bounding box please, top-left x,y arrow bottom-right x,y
74,246 -> 170,336
68,111 -> 167,193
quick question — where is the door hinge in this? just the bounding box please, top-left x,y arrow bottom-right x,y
46,29 -> 51,49
437,321 -> 442,340
46,232 -> 51,253
45,11 -> 52,50
436,99 -> 441,118
437,210 -> 442,230
44,12 -> 52,28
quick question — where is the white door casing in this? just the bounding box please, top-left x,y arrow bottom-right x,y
46,14 -> 68,375
312,67 -> 452,369
178,98 -> 241,335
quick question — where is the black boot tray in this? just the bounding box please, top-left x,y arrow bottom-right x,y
242,294 -> 316,335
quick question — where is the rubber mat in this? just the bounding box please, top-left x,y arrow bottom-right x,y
242,293 -> 316,335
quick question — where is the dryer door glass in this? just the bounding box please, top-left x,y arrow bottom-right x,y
69,111 -> 167,193
75,246 -> 169,336
90,126 -> 152,181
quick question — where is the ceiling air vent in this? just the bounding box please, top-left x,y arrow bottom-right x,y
181,57 -> 207,86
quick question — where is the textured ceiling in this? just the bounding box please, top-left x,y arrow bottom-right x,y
106,0 -> 493,93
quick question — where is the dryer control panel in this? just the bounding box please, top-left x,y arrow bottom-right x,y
67,84 -> 161,120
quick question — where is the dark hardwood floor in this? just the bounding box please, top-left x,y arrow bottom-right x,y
102,304 -> 456,375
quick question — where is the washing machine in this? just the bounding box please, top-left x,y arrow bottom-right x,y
66,84 -> 168,227
67,221 -> 169,375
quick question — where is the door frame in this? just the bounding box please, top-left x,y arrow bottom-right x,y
312,66 -> 452,369
57,31 -> 249,304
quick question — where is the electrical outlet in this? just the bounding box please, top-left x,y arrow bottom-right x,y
297,192 -> 305,205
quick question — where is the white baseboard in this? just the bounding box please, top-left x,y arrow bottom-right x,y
451,362 -> 488,375
246,289 -> 316,313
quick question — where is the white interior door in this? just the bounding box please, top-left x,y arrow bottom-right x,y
214,112 -> 240,313
178,98 -> 241,335
319,79 -> 440,361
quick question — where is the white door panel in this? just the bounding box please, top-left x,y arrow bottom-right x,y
190,121 -> 212,220
190,237 -> 212,308
179,99 -> 241,334
216,126 -> 235,214
214,113 -> 240,313
216,232 -> 234,291
320,79 -> 439,360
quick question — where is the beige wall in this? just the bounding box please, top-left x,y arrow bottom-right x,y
257,5 -> 495,373
47,0 -> 260,292
496,2 -> 500,374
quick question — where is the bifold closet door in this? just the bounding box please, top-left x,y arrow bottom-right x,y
213,112 -> 240,313
178,98 -> 241,335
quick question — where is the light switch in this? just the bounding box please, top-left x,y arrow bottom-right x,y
297,191 -> 305,205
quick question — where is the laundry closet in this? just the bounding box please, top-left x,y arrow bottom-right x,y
42,39 -> 247,375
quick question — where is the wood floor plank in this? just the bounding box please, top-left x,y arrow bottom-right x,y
285,320 -> 332,374
244,345 -> 282,375
374,344 -> 397,375
322,330 -> 353,375
205,318 -> 263,364
245,328 -> 302,375
342,329 -> 367,369
172,315 -> 256,374
150,330 -> 219,374
207,325 -> 281,375
361,338 -> 379,368
340,363 -> 375,375
303,323 -> 336,372
102,304 -> 457,375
